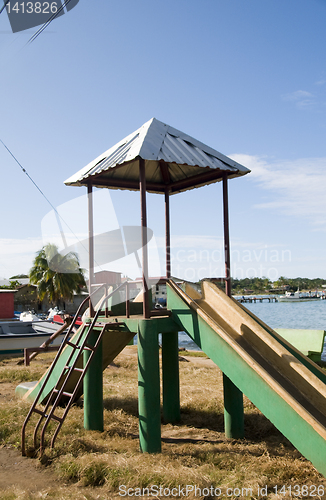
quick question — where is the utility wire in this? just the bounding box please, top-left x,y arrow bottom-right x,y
27,0 -> 73,44
0,139 -> 61,218
0,138 -> 68,247
0,1 -> 11,15
0,138 -> 103,270
0,0 -> 73,46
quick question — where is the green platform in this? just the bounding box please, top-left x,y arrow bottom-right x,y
275,328 -> 326,363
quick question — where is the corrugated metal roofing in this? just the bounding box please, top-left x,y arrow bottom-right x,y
64,118 -> 250,194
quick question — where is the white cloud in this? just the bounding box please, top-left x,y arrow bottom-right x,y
0,237 -> 43,278
230,154 -> 326,230
282,90 -> 315,109
283,90 -> 314,100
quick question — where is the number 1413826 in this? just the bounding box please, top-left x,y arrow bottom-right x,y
273,485 -> 325,496
6,2 -> 59,14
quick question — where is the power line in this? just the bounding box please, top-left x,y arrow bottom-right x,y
0,1 -> 11,15
0,138 -> 69,247
0,139 -> 61,216
27,0 -> 73,44
0,138 -> 103,269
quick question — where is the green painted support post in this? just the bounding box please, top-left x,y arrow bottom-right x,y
162,331 -> 180,423
162,332 -> 180,424
138,320 -> 161,453
223,373 -> 244,438
83,328 -> 104,431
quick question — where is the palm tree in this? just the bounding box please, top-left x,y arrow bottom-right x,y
29,244 -> 86,308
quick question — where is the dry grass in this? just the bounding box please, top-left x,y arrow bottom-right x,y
0,347 -> 325,499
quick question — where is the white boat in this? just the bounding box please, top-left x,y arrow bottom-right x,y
278,290 -> 321,302
19,311 -> 41,322
0,320 -> 67,357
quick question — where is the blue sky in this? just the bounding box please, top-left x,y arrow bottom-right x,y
0,0 -> 325,281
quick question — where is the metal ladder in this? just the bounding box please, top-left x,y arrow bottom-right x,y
21,284 -> 125,457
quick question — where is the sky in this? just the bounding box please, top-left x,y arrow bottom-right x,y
0,0 -> 326,282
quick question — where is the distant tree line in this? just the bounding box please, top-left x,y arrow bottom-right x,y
230,276 -> 326,294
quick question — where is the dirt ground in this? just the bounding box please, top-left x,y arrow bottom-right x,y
0,446 -> 57,493
2,350 -> 321,499
0,351 -> 216,497
0,379 -> 57,495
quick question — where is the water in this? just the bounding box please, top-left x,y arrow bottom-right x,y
178,331 -> 199,351
244,299 -> 326,330
178,299 -> 326,355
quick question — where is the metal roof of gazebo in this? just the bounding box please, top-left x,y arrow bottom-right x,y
64,118 -> 250,194
65,118 -> 250,318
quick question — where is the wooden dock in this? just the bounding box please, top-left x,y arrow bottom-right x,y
235,295 -> 278,303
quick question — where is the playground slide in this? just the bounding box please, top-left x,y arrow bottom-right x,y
19,324 -> 135,404
167,280 -> 326,477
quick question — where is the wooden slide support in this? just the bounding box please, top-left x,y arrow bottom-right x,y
167,279 -> 326,478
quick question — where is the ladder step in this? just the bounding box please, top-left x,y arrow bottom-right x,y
33,408 -> 45,417
53,389 -> 74,398
84,345 -> 95,352
61,391 -> 73,398
64,365 -> 84,373
73,367 -> 84,373
66,341 -> 80,349
51,414 -> 63,423
33,408 -> 63,423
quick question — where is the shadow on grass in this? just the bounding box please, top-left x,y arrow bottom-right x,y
64,437 -> 109,456
101,396 -> 291,452
103,396 -> 138,416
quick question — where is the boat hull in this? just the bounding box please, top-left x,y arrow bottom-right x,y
278,297 -> 320,302
0,321 -> 67,357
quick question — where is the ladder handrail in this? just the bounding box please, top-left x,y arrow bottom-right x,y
21,281 -> 128,456
44,323 -> 108,452
23,285 -> 104,431
37,284 -> 128,453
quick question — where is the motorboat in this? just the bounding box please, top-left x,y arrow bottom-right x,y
0,320 -> 68,357
20,311 -> 41,322
278,289 -> 321,302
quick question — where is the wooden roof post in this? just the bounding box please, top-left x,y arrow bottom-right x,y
222,173 -> 231,297
88,183 -> 95,317
165,186 -> 171,279
139,158 -> 150,318
222,173 -> 244,438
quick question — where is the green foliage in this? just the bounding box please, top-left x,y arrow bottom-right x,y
274,276 -> 326,292
231,277 -> 273,293
0,280 -> 21,290
29,244 -> 86,306
231,276 -> 326,294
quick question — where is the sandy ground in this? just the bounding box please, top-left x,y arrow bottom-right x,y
0,380 -> 58,494
0,446 -> 57,492
0,350 -> 215,496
